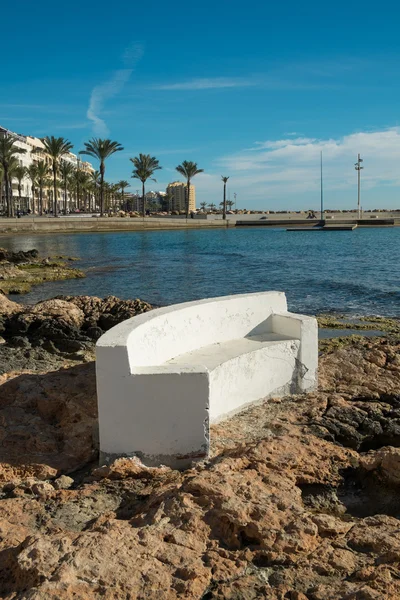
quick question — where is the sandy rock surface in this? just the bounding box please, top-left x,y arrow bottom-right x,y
0,309 -> 399,598
0,291 -> 21,316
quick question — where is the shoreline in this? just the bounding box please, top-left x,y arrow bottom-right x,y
0,217 -> 234,236
1,214 -> 400,235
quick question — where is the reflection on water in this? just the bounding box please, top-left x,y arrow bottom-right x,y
1,227 -> 399,316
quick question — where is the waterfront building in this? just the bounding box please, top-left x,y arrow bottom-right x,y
124,192 -> 141,212
0,125 -> 94,214
166,181 -> 196,212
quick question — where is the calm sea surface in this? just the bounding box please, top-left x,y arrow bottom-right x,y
1,227 -> 399,316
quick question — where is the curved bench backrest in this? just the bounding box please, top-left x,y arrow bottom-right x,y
116,291 -> 287,368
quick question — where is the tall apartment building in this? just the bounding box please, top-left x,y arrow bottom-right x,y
0,125 -> 94,213
166,181 -> 196,212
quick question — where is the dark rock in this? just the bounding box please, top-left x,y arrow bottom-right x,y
41,339 -> 59,354
0,345 -> 68,374
98,313 -> 118,330
53,339 -> 90,354
0,248 -> 39,264
5,314 -> 29,335
314,394 -> 400,451
8,336 -> 31,349
86,326 -> 103,341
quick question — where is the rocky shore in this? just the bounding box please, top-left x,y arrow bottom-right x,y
0,292 -> 399,599
0,291 -> 152,376
0,247 -> 84,294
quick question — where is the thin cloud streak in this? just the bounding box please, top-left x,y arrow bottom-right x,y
151,77 -> 259,91
87,43 -> 144,136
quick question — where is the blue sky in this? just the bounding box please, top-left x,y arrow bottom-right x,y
2,0 -> 400,209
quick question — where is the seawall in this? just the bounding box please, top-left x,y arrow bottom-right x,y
0,217 -> 234,235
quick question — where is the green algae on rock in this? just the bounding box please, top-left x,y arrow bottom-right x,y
0,248 -> 84,294
317,314 -> 400,335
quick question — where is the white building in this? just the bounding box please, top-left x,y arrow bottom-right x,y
0,125 -> 94,213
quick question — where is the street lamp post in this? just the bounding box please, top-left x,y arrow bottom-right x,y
234,192 -> 237,211
354,154 -> 364,220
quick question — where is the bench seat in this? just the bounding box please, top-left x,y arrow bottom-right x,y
96,291 -> 318,468
167,333 -> 297,370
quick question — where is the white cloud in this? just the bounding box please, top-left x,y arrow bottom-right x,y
151,77 -> 258,91
193,128 -> 400,208
87,44 -> 144,136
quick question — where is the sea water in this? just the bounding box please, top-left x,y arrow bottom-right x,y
1,227 -> 399,316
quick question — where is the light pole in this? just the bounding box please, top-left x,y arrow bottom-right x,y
234,192 -> 237,211
320,151 -> 324,223
354,154 -> 363,219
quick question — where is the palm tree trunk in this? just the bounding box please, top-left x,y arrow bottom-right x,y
39,186 -> 43,216
186,180 -> 190,219
32,185 -> 36,215
18,185 -> 22,212
53,165 -> 58,217
100,163 -> 105,217
142,181 -> 146,218
9,178 -> 15,217
64,182 -> 68,215
4,166 -> 10,217
223,182 -> 227,220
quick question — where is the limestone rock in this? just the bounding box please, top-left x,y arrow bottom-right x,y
92,457 -> 171,480
0,305 -> 398,598
52,475 -> 74,490
0,290 -> 22,315
360,446 -> 400,484
59,294 -> 153,330
30,299 -> 85,329
32,481 -> 55,497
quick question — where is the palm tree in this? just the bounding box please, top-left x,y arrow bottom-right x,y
71,167 -> 91,211
43,177 -> 54,213
90,170 -> 100,211
130,154 -> 162,217
226,200 -> 234,210
7,157 -> 22,216
103,182 -> 111,212
81,172 -> 93,212
110,183 -> 121,212
13,165 -> 27,212
221,176 -> 229,220
117,180 -> 130,211
59,161 -> 75,215
200,201 -> 208,212
26,163 -> 38,214
175,161 -> 204,218
0,164 -> 3,213
0,133 -> 26,217
35,160 -> 50,215
79,139 -> 124,217
208,202 -> 216,212
40,137 -> 73,216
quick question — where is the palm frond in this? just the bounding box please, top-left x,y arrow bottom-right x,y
79,138 -> 124,162
176,160 -> 204,179
40,136 -> 73,162
130,154 -> 161,183
0,133 -> 27,166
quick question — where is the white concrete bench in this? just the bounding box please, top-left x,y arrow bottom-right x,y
96,291 -> 317,468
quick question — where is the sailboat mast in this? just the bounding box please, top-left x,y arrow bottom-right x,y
320,151 -> 324,222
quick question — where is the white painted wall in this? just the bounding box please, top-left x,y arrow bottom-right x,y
96,291 -> 318,468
